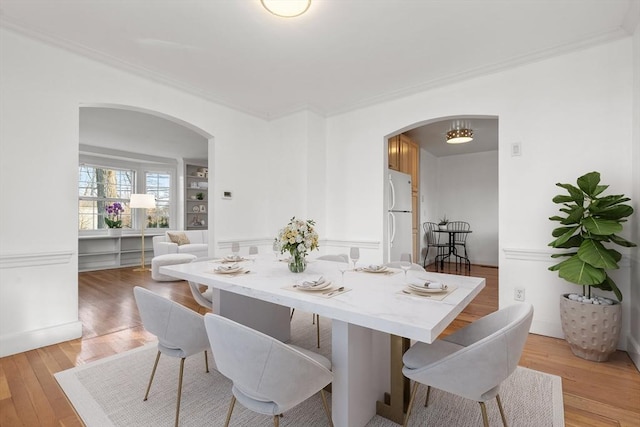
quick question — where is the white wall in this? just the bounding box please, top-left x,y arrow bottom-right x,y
325,37 -> 636,348
436,151 -> 498,266
0,28 -> 273,356
1,25 -> 637,358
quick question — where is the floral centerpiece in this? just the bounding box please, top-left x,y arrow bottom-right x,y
275,217 -> 319,273
105,202 -> 124,229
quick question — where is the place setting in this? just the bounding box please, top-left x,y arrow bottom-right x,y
355,264 -> 397,275
209,262 -> 251,277
398,276 -> 457,300
283,275 -> 351,298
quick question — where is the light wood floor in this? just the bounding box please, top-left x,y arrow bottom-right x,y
0,263 -> 638,426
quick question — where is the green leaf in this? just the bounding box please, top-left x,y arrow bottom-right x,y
592,204 -> 634,220
551,226 -> 577,238
563,206 -> 584,225
591,184 -> 608,197
576,171 -> 600,197
609,234 -> 638,248
552,195 -> 576,204
555,183 -> 584,204
549,226 -> 579,246
583,217 -> 623,235
577,239 -> 619,269
554,255 -> 606,285
551,234 -> 583,249
550,252 -> 576,259
549,215 -> 567,223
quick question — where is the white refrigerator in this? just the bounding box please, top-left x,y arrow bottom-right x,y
388,170 -> 413,262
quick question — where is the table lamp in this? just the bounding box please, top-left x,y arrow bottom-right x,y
129,194 -> 156,271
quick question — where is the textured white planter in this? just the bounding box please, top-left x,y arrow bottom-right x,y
559,294 -> 621,362
107,228 -> 122,237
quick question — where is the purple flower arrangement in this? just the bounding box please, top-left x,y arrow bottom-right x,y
105,202 -> 124,229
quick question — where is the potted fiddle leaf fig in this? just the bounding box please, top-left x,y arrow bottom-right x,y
549,171 -> 636,361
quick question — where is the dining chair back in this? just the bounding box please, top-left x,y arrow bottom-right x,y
447,221 -> 470,257
317,254 -> 349,263
133,286 -> 210,427
385,261 -> 426,272
204,314 -> 334,427
422,222 -> 448,269
401,303 -> 533,427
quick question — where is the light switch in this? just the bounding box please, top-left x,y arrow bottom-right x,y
511,142 -> 522,157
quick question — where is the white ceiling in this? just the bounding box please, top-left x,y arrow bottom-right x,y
405,117 -> 499,157
1,0 -> 637,122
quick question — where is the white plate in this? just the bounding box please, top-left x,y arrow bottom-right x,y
408,283 -> 447,293
362,265 -> 388,273
215,266 -> 243,274
224,255 -> 244,262
295,281 -> 333,292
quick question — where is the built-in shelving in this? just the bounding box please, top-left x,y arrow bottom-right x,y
185,161 -> 209,230
78,234 -> 154,271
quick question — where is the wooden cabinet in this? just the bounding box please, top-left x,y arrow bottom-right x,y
389,133 -> 420,260
185,161 -> 209,230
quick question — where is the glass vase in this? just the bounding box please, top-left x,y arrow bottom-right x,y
288,252 -> 307,273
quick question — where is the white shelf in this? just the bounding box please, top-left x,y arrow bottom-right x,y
185,162 -> 208,230
78,234 -> 154,271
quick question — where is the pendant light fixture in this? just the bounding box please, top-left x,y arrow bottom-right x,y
261,0 -> 311,18
446,128 -> 473,144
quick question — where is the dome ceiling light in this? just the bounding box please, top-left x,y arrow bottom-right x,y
261,0 -> 311,18
446,128 -> 473,144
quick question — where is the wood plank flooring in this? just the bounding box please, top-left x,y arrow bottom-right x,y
0,263 -> 638,426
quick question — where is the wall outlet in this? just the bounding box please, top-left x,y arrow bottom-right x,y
514,288 -> 525,301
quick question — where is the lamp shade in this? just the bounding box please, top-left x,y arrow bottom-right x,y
129,194 -> 156,209
446,128 -> 473,144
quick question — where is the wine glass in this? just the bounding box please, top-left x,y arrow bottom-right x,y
272,241 -> 280,261
337,262 -> 349,285
400,261 -> 412,280
350,247 -> 360,270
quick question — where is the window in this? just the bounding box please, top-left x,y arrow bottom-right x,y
145,171 -> 171,229
78,165 -> 134,230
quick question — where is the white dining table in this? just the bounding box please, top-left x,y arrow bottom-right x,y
160,256 -> 485,427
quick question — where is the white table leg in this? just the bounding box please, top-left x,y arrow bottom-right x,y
213,288 -> 291,342
331,319 -> 389,427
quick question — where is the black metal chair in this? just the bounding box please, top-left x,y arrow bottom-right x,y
448,221 -> 470,258
422,222 -> 448,269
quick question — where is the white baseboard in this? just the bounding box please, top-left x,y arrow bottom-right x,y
0,321 -> 82,358
627,334 -> 640,372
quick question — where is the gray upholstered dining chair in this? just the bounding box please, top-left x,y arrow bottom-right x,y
133,286 -> 211,427
401,303 -> 533,427
204,314 -> 334,427
188,280 -> 213,310
290,253 -> 348,348
385,261 -> 426,272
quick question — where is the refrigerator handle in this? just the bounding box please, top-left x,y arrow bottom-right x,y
389,175 -> 396,210
389,212 -> 396,247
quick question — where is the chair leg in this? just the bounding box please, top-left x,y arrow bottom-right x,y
479,401 -> 489,427
320,389 -> 334,427
496,394 -> 508,427
423,385 -> 431,407
204,350 -> 209,373
273,414 -> 280,427
316,315 -> 321,348
403,381 -> 419,427
143,351 -> 161,401
224,395 -> 236,427
174,358 -> 186,427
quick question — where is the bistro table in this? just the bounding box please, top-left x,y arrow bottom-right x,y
161,256 -> 485,427
434,228 -> 472,272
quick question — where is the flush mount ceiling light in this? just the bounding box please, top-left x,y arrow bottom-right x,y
446,128 -> 473,144
261,0 -> 311,17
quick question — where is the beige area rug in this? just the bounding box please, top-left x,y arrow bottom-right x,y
55,311 -> 564,426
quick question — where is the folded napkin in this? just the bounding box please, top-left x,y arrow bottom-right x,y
224,255 -> 243,261
216,263 -> 239,271
408,277 -> 445,289
367,264 -> 384,271
298,276 -> 326,289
